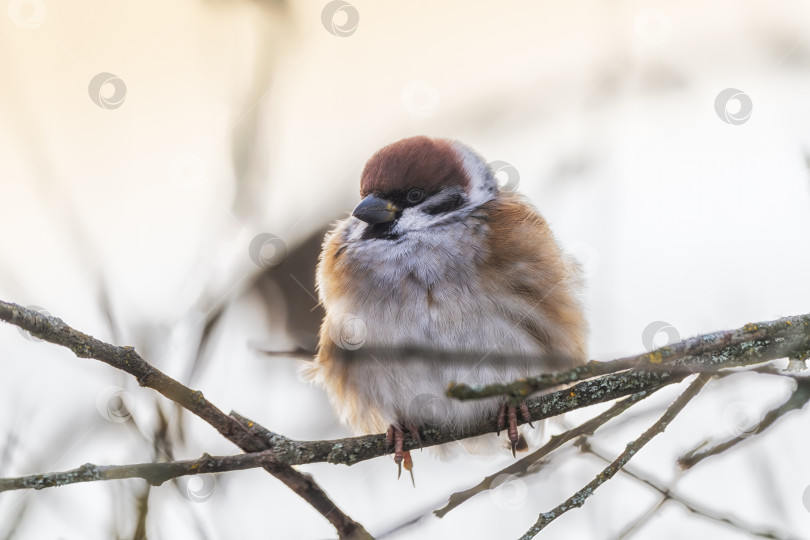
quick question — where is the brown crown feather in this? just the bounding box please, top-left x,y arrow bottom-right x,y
359,136 -> 470,197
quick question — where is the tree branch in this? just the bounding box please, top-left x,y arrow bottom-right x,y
0,385 -> 684,496
1,301 -> 808,487
0,451 -> 307,492
678,378 -> 810,469
518,373 -> 712,540
434,388 -> 659,518
0,300 -> 370,540
448,313 -> 810,402
2,300 -> 809,539
579,440 -> 797,540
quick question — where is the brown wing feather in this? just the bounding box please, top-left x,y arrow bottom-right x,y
479,191 -> 588,365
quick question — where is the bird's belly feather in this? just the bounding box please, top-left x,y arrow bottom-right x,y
325,273 -> 542,432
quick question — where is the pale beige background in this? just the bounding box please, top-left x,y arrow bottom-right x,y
1,1 -> 810,539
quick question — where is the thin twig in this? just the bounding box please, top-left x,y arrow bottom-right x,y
613,496 -> 668,540
0,451 -> 318,492
436,369 -> 771,519
434,388 -> 659,518
518,374 -> 711,540
579,441 -> 798,540
678,378 -> 810,469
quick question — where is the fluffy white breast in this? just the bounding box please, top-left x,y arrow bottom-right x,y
317,211 -> 543,436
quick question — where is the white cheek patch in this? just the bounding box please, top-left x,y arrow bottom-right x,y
450,141 -> 498,208
394,205 -> 443,232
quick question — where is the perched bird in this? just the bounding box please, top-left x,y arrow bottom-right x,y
305,136 -> 587,478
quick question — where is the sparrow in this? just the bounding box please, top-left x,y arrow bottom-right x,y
305,136 -> 587,479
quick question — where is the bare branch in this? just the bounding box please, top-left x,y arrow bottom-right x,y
0,384 -> 682,496
0,379 -> 678,495
0,451 -> 307,493
678,378 -> 810,469
612,493 -> 668,540
579,441 -> 797,540
448,314 -> 810,401
434,388 -> 659,518
518,374 -> 711,540
2,299 -> 810,539
435,370 -> 794,519
2,301 -> 808,481
0,300 -> 370,540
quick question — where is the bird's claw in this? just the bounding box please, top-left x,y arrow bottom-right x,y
497,401 -> 534,456
388,423 -> 419,485
520,402 -> 533,428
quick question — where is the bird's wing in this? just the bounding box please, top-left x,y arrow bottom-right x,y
478,191 -> 588,365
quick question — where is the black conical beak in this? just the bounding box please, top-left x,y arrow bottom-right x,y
352,194 -> 400,224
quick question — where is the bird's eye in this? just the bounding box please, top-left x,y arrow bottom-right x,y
406,188 -> 425,204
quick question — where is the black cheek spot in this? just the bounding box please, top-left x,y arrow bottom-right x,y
361,221 -> 400,241
334,245 -> 348,259
423,194 -> 464,215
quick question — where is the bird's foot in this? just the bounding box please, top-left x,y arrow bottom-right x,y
496,401 -> 533,457
386,423 -> 421,486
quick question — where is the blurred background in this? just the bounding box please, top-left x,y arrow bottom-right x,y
1,0 -> 810,538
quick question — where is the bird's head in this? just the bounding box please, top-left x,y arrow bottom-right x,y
352,136 -> 498,239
